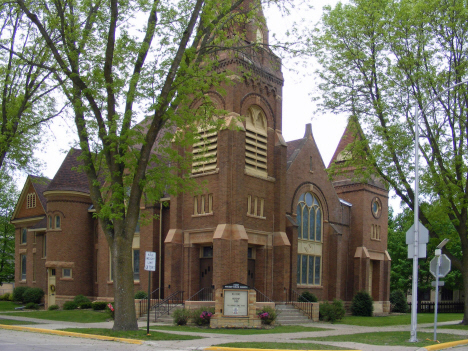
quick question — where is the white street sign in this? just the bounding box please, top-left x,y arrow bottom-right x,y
407,223 -> 429,259
145,251 -> 156,271
407,243 -> 427,259
430,254 -> 451,278
431,281 -> 445,287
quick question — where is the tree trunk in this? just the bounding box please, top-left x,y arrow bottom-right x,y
462,252 -> 468,325
111,234 -> 138,331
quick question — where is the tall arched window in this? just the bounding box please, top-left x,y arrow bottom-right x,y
296,192 -> 322,286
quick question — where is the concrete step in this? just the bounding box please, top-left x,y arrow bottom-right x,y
275,304 -> 314,325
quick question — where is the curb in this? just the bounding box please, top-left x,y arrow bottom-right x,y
0,325 -> 143,345
205,347 -> 361,351
417,339 -> 468,351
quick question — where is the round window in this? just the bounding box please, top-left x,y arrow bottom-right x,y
371,197 -> 382,218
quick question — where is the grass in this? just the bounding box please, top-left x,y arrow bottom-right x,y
302,331 -> 466,347
60,328 -> 203,341
213,342 -> 351,350
3,310 -> 110,323
0,301 -> 23,311
335,313 -> 463,326
438,323 -> 468,330
150,325 -> 327,335
0,318 -> 39,325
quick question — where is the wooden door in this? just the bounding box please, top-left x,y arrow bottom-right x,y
48,268 -> 56,306
200,258 -> 213,290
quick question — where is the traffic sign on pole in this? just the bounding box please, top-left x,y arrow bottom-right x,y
145,251 -> 156,271
407,223 -> 429,259
430,254 -> 451,278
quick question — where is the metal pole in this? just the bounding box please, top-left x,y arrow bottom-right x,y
147,270 -> 151,335
434,251 -> 441,341
410,106 -> 420,342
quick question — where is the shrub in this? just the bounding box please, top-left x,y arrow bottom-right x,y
0,293 -> 10,301
390,290 -> 409,313
25,302 -> 39,310
48,304 -> 60,311
298,291 -> 318,303
191,307 -> 215,326
256,306 -> 277,325
134,291 -> 148,299
73,294 -> 90,305
351,291 -> 373,316
172,308 -> 190,326
12,286 -> 30,302
63,301 -> 78,310
79,302 -> 92,309
106,302 -> 115,319
319,299 -> 346,323
23,288 -> 45,304
92,301 -> 107,310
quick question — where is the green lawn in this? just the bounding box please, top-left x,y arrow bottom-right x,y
150,325 -> 327,335
3,310 -> 109,323
212,342 -> 351,350
0,301 -> 24,312
60,328 -> 203,341
0,318 -> 39,325
438,323 -> 468,330
335,313 -> 463,326
302,331 -> 466,347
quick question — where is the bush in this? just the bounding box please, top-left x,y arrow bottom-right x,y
92,301 -> 107,310
351,291 -> 373,316
0,293 -> 10,301
48,304 -> 60,311
23,288 -> 45,304
256,306 -> 278,325
73,294 -> 90,305
172,308 -> 190,326
79,302 -> 92,309
106,302 -> 115,319
134,291 -> 148,299
63,301 -> 78,310
191,307 -> 215,326
319,299 -> 346,323
298,291 -> 318,303
390,290 -> 409,313
25,302 -> 39,310
12,286 -> 30,302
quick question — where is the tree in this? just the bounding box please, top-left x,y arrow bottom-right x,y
13,0 -> 288,330
0,178 -> 17,285
312,0 -> 468,323
0,5 -> 61,178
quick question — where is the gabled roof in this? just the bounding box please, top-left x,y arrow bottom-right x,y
11,175 -> 51,221
328,116 -> 363,168
286,123 -> 324,171
45,148 -> 90,194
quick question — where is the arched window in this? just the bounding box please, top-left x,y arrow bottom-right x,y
296,192 -> 323,286
245,105 -> 267,176
55,215 -> 61,229
296,192 -> 322,242
48,216 -> 53,229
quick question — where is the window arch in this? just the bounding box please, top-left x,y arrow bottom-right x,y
245,105 -> 267,176
296,192 -> 322,242
296,191 -> 323,286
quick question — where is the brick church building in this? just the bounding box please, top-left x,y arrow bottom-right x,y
12,2 -> 391,313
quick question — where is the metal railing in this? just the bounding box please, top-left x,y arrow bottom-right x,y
187,287 -> 214,301
408,301 -> 465,313
284,289 -> 314,319
153,290 -> 184,321
254,288 -> 273,303
138,287 -> 161,317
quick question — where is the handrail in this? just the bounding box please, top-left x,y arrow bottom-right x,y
254,288 -> 273,303
187,287 -> 214,301
285,289 -> 314,319
138,287 -> 161,317
153,290 -> 184,321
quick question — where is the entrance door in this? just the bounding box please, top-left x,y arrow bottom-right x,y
200,258 -> 213,290
247,259 -> 255,288
48,268 -> 56,306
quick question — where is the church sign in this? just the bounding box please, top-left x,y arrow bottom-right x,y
223,282 -> 249,317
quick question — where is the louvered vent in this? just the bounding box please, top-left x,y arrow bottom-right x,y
245,130 -> 267,175
192,130 -> 218,174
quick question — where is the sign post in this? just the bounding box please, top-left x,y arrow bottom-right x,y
429,240 -> 450,342
145,251 -> 156,335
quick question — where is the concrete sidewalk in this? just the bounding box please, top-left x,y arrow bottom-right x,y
0,313 -> 467,351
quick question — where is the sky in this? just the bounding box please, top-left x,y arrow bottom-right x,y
23,0 -> 348,184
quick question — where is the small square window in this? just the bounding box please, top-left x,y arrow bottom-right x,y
202,246 -> 213,258
62,268 -> 72,278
